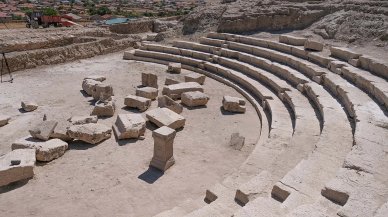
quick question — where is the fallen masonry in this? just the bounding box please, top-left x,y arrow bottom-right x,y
50,121 -> 73,141
164,77 -> 181,85
91,83 -> 114,101
21,101 -> 38,112
29,121 -> 58,141
304,40 -> 324,51
67,123 -> 112,145
84,75 -> 106,82
142,72 -> 158,88
162,82 -> 204,100
158,95 -> 183,114
12,137 -> 68,162
82,79 -> 102,96
68,115 -> 98,125
0,115 -> 11,127
136,86 -> 158,100
124,95 -> 151,112
222,96 -> 246,113
181,91 -> 209,107
146,107 -> 186,129
113,114 -> 146,140
0,149 -> 36,187
184,73 -> 206,85
150,126 -> 176,172
91,99 -> 116,117
167,62 -> 182,74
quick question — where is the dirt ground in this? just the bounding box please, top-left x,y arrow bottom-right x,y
0,51 -> 261,217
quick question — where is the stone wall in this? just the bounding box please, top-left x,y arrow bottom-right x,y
109,19 -> 154,34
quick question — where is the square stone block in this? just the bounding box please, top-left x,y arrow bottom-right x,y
136,87 -> 158,100
113,114 -> 146,139
91,99 -> 115,117
146,107 -> 185,129
222,96 -> 246,113
142,72 -> 158,88
124,95 -> 151,112
0,149 -> 36,187
181,91 -> 209,107
168,62 -> 181,74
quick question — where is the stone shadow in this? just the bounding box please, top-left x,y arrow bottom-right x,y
0,179 -> 30,194
138,166 -> 164,184
68,140 -> 97,150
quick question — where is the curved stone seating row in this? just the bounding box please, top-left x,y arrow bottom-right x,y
124,48 -> 324,216
170,40 -> 356,215
207,32 -> 388,111
202,33 -> 388,217
130,44 -> 349,216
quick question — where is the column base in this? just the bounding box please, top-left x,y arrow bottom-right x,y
150,156 -> 175,172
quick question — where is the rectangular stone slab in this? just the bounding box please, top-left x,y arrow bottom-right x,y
146,107 -> 186,129
0,149 -> 36,187
113,114 -> 146,139
162,82 -> 203,99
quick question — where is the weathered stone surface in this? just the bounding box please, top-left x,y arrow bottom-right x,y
136,86 -> 158,100
82,79 -> 102,96
12,137 -> 68,162
91,83 -> 114,101
50,121 -> 73,141
146,107 -> 186,129
235,171 -> 273,206
181,91 -> 209,107
279,35 -> 307,46
0,149 -> 35,187
158,95 -> 183,114
29,121 -> 58,141
113,114 -> 146,139
68,115 -> 98,125
84,75 -> 106,82
21,101 -> 38,112
141,72 -> 158,88
162,82 -> 204,100
330,46 -> 361,61
0,115 -> 11,127
124,95 -> 151,112
67,123 -> 112,144
167,62 -> 182,74
304,40 -> 324,51
164,77 -> 180,85
222,96 -> 246,113
91,100 -> 115,117
229,132 -> 245,151
184,73 -> 206,85
359,55 -> 388,80
150,126 -> 176,172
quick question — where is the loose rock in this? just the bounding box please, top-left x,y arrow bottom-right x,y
67,123 -> 112,144
21,101 -> 38,112
0,149 -> 36,187
181,91 -> 209,107
124,95 -> 151,112
113,114 -> 146,139
184,73 -> 206,85
29,121 -> 58,141
158,95 -> 183,114
0,115 -> 11,127
167,62 -> 182,74
136,86 -> 158,100
222,96 -> 246,113
91,99 -> 115,117
68,115 -> 98,125
146,107 -> 186,129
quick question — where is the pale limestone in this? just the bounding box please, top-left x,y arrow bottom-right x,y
146,107 -> 186,129
142,72 -> 158,88
29,121 -> 58,141
162,82 -> 204,100
124,95 -> 151,112
136,86 -> 158,100
184,73 -> 206,85
168,62 -> 182,74
150,126 -> 176,172
91,99 -> 115,117
0,115 -> 11,127
304,40 -> 324,51
21,101 -> 38,112
0,149 -> 36,187
113,114 -> 146,139
82,79 -> 102,96
222,96 -> 246,113
12,137 -> 68,162
181,91 -> 209,107
67,123 -> 112,144
158,95 -> 183,114
68,115 -> 98,125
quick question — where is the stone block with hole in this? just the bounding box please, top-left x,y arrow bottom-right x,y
0,149 -> 36,187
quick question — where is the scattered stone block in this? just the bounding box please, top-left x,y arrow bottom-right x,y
150,126 -> 176,172
158,95 -> 183,114
12,137 -> 68,162
84,75 -> 106,82
124,95 -> 151,112
222,96 -> 246,113
184,73 -> 206,85
68,115 -> 98,125
164,77 -> 180,85
146,107 -> 186,129
67,123 -> 112,145
113,114 -> 146,140
229,132 -> 245,150
0,115 -> 11,127
279,35 -> 307,46
304,40 -> 324,51
0,149 -> 36,187
142,72 -> 158,88
29,121 -> 58,141
181,91 -> 209,107
162,82 -> 204,100
136,86 -> 158,100
91,83 -> 114,101
21,101 -> 38,112
82,79 -> 102,96
167,62 -> 182,74
91,99 -> 115,117
330,46 -> 361,61
50,121 -> 73,142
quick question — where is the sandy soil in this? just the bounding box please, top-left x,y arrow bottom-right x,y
0,51 -> 261,217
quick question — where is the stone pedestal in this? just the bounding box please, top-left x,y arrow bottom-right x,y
150,126 -> 176,172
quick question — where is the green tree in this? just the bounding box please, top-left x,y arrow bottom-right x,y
96,6 -> 111,16
42,7 -> 58,16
